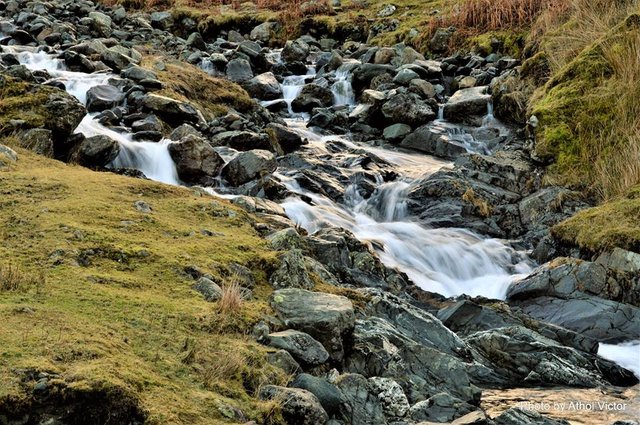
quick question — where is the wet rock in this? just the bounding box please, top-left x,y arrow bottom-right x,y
267,330 -> 329,366
226,58 -> 253,83
259,386 -> 328,425
443,86 -> 491,125
242,72 -> 282,100
19,128 -> 54,158
352,64 -> 395,93
221,149 -> 277,186
86,85 -> 124,112
291,373 -> 345,416
381,93 -> 436,127
168,135 -> 224,184
70,135 -> 120,168
292,83 -> 334,112
267,123 -> 306,153
44,91 -> 87,140
131,115 -> 163,134
383,123 -> 412,143
270,249 -> 313,290
142,94 -> 201,126
400,124 -> 467,159
270,288 -> 355,361
494,407 -> 569,425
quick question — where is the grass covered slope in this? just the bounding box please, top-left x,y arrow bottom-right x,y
0,146 -> 287,424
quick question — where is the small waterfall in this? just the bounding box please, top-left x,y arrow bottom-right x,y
437,104 -> 444,121
598,341 -> 640,378
331,66 -> 355,107
11,47 -> 179,184
280,75 -> 309,115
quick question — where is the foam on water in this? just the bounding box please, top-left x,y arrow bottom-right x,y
598,341 -> 640,378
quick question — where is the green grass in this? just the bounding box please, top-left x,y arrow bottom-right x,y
0,146 -> 288,424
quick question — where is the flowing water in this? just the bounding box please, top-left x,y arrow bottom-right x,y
8,46 -> 640,370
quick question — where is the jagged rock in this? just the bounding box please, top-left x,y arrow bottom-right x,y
270,288 -> 355,361
221,149 -> 277,186
335,374 -> 388,425
259,386 -> 328,425
168,135 -> 224,184
291,374 -> 345,417
100,50 -> 133,72
88,11 -> 112,37
86,85 -> 124,112
266,330 -> 329,366
270,250 -> 313,289
186,32 -> 206,50
443,87 -> 491,125
367,377 -> 410,420
352,64 -> 395,93
70,135 -> 120,168
242,72 -> 282,100
19,128 -> 54,157
142,94 -> 201,126
44,91 -> 87,140
393,68 -> 420,85
494,408 -> 569,425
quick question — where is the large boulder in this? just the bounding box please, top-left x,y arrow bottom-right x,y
381,93 -> 436,127
210,131 -> 272,151
266,330 -> 329,366
226,58 -> 253,83
443,87 -> 491,125
282,39 -> 310,63
270,288 -> 355,361
270,250 -> 313,290
267,123 -> 306,153
70,135 -> 120,167
168,135 -> 224,184
259,386 -> 328,425
242,72 -> 282,100
142,94 -> 201,126
400,124 -> 467,159
86,85 -> 124,112
250,22 -> 281,42
291,84 -> 334,113
221,149 -> 277,186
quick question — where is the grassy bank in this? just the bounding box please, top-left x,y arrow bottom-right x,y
0,146 -> 287,424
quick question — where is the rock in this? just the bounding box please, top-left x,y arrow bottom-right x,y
334,374 -> 387,425
100,50 -> 133,72
168,135 -> 224,184
292,83 -> 334,112
70,135 -> 120,168
259,386 -> 328,425
193,277 -> 222,301
270,288 -> 355,361
266,349 -> 301,375
267,123 -> 306,153
381,93 -> 436,127
458,76 -> 477,89
86,85 -> 124,112
243,72 -> 282,100
367,377 -> 410,419
282,39 -> 310,63
169,124 -> 201,141
150,11 -> 174,31
19,129 -> 54,157
507,259 -> 640,341
430,28 -> 454,53
226,58 -> 253,83
121,66 -> 157,82
44,91 -> 87,140
142,94 -> 201,126
410,79 -> 436,98
494,408 -> 569,425
250,22 -> 281,42
131,115 -> 163,134
383,123 -> 412,143
352,64 -> 395,93
186,32 -> 206,50
443,87 -> 491,125
378,4 -> 397,17
0,144 -> 18,166
597,248 -> 640,273
266,330 -> 329,366
268,228 -> 306,251
221,149 -> 277,186
409,393 -> 476,423
400,124 -> 467,159
210,131 -> 272,151
270,250 -> 313,289
291,374 -> 345,416
393,68 -> 420,85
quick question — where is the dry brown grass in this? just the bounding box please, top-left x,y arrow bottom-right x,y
217,275 -> 246,314
0,263 -> 45,292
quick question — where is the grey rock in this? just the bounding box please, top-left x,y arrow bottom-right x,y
381,93 -> 436,126
150,11 -> 174,31
494,408 -> 569,425
134,200 -> 152,213
267,123 -> 306,153
430,28 -> 454,53
210,130 -> 272,151
393,68 -> 420,85
283,39 -> 310,63
121,66 -> 157,82
270,250 -> 313,290
19,129 -> 54,157
221,149 -> 277,186
409,392 -> 476,423
291,373 -> 345,416
250,22 -> 281,42
70,135 -> 120,168
367,377 -> 410,419
226,58 -> 253,83
410,78 -> 437,98
443,87 -> 491,125
168,135 -> 224,184
88,11 -> 112,37
271,288 -> 355,361
400,124 -> 467,159
267,330 -> 330,365
193,277 -> 222,301
292,83 -> 334,112
267,349 -> 301,375
131,115 -> 163,134
335,374 -> 387,425
243,72 -> 282,100
377,4 -> 397,17
383,124 -> 412,143
142,94 -> 201,126
259,386 -> 328,425
186,32 -> 206,50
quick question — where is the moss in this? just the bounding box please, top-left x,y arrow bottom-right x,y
553,186 -> 640,254
468,30 -> 527,57
0,76 -> 57,133
0,147 -> 288,423
140,56 -> 255,120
